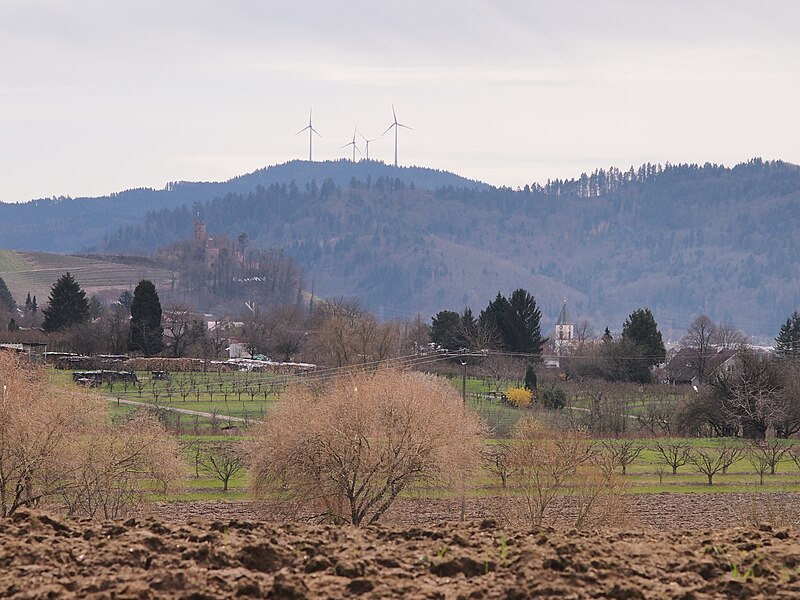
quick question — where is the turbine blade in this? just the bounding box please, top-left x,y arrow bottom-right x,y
311,127 -> 322,137
296,125 -> 310,135
397,123 -> 414,130
382,123 -> 395,136
392,103 -> 397,122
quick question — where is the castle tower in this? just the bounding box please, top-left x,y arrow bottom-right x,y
555,299 -> 573,355
194,219 -> 207,243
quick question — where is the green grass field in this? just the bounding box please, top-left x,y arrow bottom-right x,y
56,366 -> 800,502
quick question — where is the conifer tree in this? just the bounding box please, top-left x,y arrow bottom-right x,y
0,277 -> 15,313
621,307 -> 665,367
129,280 -> 164,356
775,311 -> 800,358
42,272 -> 90,332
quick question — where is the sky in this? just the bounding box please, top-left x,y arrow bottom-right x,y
2,0 -> 799,202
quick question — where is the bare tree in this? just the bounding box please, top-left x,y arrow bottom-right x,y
713,321 -> 748,349
508,418 -> 592,527
712,350 -> 785,439
651,440 -> 691,475
508,418 -> 624,529
60,412 -> 181,519
248,369 -> 483,526
687,442 -> 743,485
747,439 -> 793,477
483,442 -> 515,488
681,315 -> 717,384
200,444 -> 245,492
163,304 -> 206,358
0,353 -> 100,517
0,353 -> 180,519
574,319 -> 595,351
597,439 -> 643,475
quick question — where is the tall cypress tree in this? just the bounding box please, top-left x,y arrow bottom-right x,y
42,272 -> 90,332
129,280 -> 164,356
0,277 -> 15,313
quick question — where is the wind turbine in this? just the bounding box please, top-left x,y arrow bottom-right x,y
359,131 -> 380,160
382,104 -> 413,167
340,126 -> 361,162
295,108 -> 321,161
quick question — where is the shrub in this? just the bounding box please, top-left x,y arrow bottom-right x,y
540,383 -> 566,410
505,387 -> 533,408
0,351 -> 180,519
248,368 -> 484,526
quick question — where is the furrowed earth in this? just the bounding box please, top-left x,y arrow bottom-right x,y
4,494 -> 800,599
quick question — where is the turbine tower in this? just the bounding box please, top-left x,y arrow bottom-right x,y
382,104 -> 413,167
295,108 -> 321,161
340,127 -> 361,162
359,131 -> 380,160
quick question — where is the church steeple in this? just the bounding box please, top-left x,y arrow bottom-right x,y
555,299 -> 573,355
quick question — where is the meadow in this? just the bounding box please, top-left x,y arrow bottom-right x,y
63,368 -> 800,502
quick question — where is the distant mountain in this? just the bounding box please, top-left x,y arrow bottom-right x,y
0,160 -> 487,252
95,158 -> 800,339
2,158 -> 799,339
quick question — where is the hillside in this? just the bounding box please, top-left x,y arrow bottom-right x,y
2,158 -> 799,338
0,161 -> 486,252
98,159 -> 800,339
0,250 -> 174,306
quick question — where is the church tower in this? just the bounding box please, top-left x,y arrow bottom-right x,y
555,299 -> 573,355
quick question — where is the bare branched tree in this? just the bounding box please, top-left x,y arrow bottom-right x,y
687,441 -> 744,485
0,353 -> 102,517
713,351 -> 785,439
713,321 -> 748,350
597,439 -> 643,475
681,315 -> 717,384
651,440 -> 691,475
248,369 -> 483,526
200,444 -> 245,492
60,412 -> 181,519
0,353 -> 180,519
508,418 -> 625,529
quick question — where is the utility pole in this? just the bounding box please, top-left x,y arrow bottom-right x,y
461,360 -> 467,404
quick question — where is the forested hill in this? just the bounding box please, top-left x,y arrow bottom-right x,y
98,158 -> 800,339
0,160 -> 485,252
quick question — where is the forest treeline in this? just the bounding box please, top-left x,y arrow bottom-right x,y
94,158 -> 800,337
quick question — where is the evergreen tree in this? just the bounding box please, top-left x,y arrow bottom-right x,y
0,277 -> 15,313
31,296 -> 37,313
524,364 -> 538,391
479,289 -> 546,355
621,307 -> 666,367
775,311 -> 800,358
430,310 -> 460,350
602,327 -> 613,343
42,272 -> 90,332
129,280 -> 164,356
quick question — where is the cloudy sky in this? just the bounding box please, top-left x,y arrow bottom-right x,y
1,1 -> 799,202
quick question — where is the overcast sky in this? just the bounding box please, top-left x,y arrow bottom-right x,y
2,0 -> 799,202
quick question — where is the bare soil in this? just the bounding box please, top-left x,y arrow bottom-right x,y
4,494 -> 800,599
